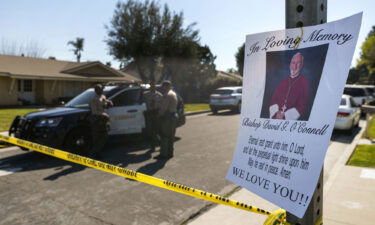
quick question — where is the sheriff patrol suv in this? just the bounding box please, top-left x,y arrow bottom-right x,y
9,83 -> 185,154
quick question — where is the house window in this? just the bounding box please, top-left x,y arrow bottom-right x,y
23,80 -> 33,92
17,80 -> 33,92
18,80 -> 21,92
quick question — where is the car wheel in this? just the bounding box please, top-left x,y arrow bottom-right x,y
237,102 -> 242,113
64,128 -> 92,156
210,106 -> 218,114
346,121 -> 355,135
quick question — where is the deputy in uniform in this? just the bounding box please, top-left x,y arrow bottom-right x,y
89,84 -> 113,158
157,80 -> 178,159
143,81 -> 162,151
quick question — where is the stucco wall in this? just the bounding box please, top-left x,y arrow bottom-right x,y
35,80 -> 45,103
0,77 -> 19,106
0,78 -> 98,106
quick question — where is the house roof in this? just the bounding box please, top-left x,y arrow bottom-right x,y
217,71 -> 243,81
0,54 -> 140,82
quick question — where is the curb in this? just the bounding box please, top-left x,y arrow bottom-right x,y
324,124 -> 365,195
185,110 -> 211,116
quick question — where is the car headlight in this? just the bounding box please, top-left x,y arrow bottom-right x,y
36,117 -> 63,127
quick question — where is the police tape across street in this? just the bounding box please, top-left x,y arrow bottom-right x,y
0,134 -> 272,217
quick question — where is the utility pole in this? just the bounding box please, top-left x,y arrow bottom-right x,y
285,1 -> 326,225
286,0 -> 327,28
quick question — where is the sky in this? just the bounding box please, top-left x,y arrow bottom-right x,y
0,0 -> 374,71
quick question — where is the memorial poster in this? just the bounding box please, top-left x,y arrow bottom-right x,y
226,13 -> 362,217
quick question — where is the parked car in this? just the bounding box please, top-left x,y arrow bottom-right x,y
8,83 -> 185,154
356,85 -> 375,97
334,94 -> 360,131
209,86 -> 242,114
343,84 -> 373,106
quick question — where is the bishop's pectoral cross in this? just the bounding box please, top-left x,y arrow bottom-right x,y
281,104 -> 287,112
281,76 -> 300,114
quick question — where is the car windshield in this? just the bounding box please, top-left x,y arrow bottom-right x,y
213,89 -> 233,95
344,87 -> 366,97
366,87 -> 374,94
65,88 -> 112,108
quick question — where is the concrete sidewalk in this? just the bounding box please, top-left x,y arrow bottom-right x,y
324,166 -> 375,225
188,132 -> 375,225
188,187 -> 278,225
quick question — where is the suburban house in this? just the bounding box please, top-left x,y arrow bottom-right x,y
216,71 -> 243,82
0,54 -> 139,106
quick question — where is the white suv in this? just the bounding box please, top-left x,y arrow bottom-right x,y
343,85 -> 373,106
209,86 -> 242,114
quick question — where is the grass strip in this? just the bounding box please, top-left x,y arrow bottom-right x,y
347,144 -> 375,168
184,104 -> 210,113
0,108 -> 39,132
366,115 -> 375,139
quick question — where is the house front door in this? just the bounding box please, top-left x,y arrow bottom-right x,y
18,79 -> 35,104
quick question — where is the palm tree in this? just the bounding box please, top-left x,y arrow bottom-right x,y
67,37 -> 84,62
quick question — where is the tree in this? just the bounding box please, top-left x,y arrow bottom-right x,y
347,64 -> 369,84
347,25 -> 375,84
235,43 -> 245,76
0,38 -> 46,58
197,45 -> 216,75
67,37 -> 84,63
105,0 -> 219,102
366,26 -> 375,39
359,35 -> 375,73
227,68 -> 237,74
356,26 -> 375,84
178,44 -> 217,100
105,0 -> 200,83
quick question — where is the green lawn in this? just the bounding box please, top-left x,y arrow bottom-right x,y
0,108 -> 39,132
366,116 -> 375,139
184,104 -> 210,113
347,145 -> 375,167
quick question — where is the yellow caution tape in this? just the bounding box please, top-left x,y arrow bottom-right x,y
0,142 -> 11,148
263,208 -> 289,225
0,134 -> 271,216
263,209 -> 322,225
314,215 -> 322,225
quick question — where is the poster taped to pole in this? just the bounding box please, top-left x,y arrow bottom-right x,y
226,13 -> 362,218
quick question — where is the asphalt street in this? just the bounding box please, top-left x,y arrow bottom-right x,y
0,112 -> 361,225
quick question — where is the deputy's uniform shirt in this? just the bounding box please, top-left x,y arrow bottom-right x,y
144,90 -> 162,111
90,94 -> 112,154
90,94 -> 110,118
159,89 -> 177,116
